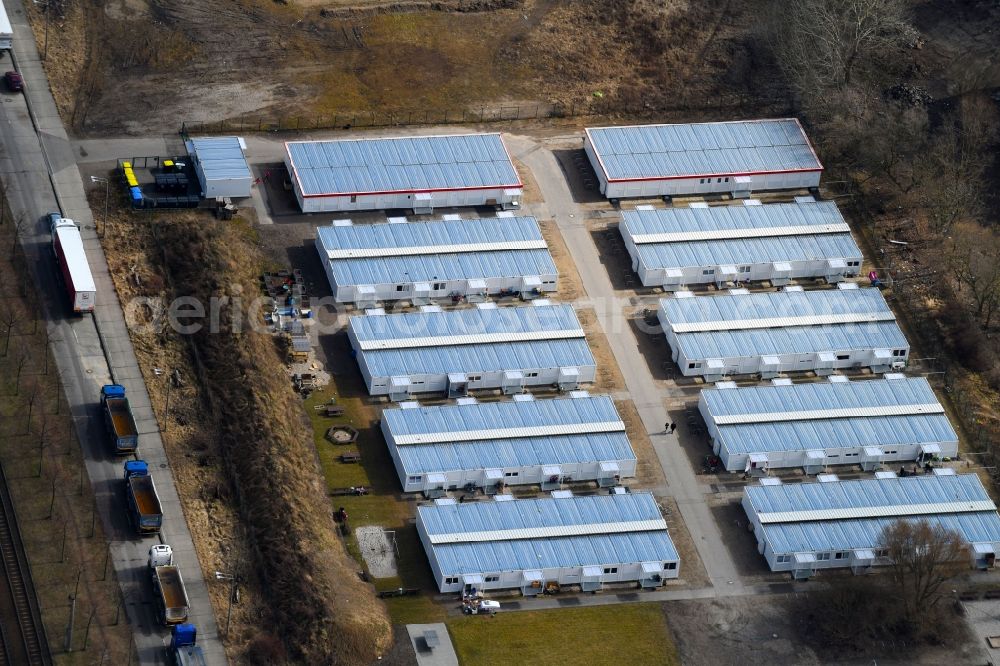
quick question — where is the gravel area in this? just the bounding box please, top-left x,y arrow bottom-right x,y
357,525 -> 399,579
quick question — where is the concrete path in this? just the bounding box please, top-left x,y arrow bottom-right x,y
0,2 -> 225,663
406,623 -> 459,666
506,133 -> 744,594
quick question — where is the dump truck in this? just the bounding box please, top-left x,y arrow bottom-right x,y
124,461 -> 162,534
0,0 -> 12,51
50,216 -> 96,313
169,623 -> 206,666
149,545 -> 190,625
101,384 -> 139,454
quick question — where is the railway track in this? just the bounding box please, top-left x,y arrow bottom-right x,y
0,462 -> 51,666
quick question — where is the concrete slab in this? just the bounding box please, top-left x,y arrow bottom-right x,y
406,623 -> 459,666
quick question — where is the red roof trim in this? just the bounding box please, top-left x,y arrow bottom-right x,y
301,183 -> 524,199
606,167 -> 823,183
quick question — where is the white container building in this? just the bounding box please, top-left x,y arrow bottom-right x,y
620,198 -> 863,289
658,286 -> 909,380
742,474 -> 1000,578
315,216 -> 557,305
699,375 -> 959,474
417,492 -> 680,594
381,393 -> 637,495
187,136 -> 252,199
348,301 -> 596,399
284,133 -> 523,213
584,119 -> 823,201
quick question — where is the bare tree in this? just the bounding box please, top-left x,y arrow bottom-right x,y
23,379 -> 40,434
764,0 -> 914,106
9,214 -> 23,258
13,346 -> 30,395
946,222 -> 1000,328
881,519 -> 968,627
0,302 -> 16,356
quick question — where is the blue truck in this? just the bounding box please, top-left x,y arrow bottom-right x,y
170,624 -> 207,666
101,384 -> 139,454
124,461 -> 163,535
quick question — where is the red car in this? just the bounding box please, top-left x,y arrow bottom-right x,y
5,71 -> 23,92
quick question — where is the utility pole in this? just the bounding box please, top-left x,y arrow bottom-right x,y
90,176 -> 110,237
215,571 -> 239,638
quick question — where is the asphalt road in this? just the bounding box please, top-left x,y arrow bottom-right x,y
0,1 -> 225,663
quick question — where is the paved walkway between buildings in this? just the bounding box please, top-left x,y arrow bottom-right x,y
506,133 -> 744,595
0,1 -> 225,662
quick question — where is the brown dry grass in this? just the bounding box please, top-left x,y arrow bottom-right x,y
658,496 -> 710,589
614,399 -> 666,490
576,307 -> 625,392
0,218 -> 136,664
100,197 -> 390,662
538,220 -> 583,301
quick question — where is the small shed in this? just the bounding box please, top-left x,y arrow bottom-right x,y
187,136 -> 252,199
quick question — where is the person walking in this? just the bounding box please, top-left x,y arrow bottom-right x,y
669,422 -> 677,434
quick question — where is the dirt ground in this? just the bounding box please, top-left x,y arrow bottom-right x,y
538,219 -> 584,301
29,0 -> 778,136
576,307 -> 626,392
615,399 -> 666,490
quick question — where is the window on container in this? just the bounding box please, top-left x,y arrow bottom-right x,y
485,575 -> 499,583
504,471 -> 519,477
717,178 -> 722,183
526,371 -> 539,378
445,577 -> 459,585
702,269 -> 715,275
664,562 -> 677,570
468,375 -> 482,382
433,282 -> 445,291
408,475 -> 422,483
350,195 -> 357,203
893,349 -> 906,357
603,567 -> 618,574
738,266 -> 750,273
688,362 -> 702,370
725,177 -> 730,182
835,552 -> 848,560
699,179 -> 705,184
837,354 -> 849,360
776,554 -> 791,563
396,285 -> 406,292
817,552 -> 831,561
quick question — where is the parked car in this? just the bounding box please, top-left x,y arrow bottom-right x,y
5,71 -> 23,92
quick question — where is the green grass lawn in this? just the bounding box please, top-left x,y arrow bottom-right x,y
447,603 -> 679,666
305,386 -> 446,625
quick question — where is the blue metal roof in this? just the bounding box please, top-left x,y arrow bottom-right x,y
189,136 -> 252,181
351,304 -> 595,378
746,474 -> 991,516
763,514 -> 1000,554
661,288 -> 908,360
384,395 -> 635,475
703,378 -> 958,454
286,133 -> 522,197
622,201 -> 862,269
421,493 -> 678,575
586,119 -> 822,181
317,217 -> 556,286
748,475 -> 1000,554
421,492 -> 665,536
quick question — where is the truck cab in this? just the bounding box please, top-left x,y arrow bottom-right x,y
149,544 -> 174,568
170,624 -> 207,666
